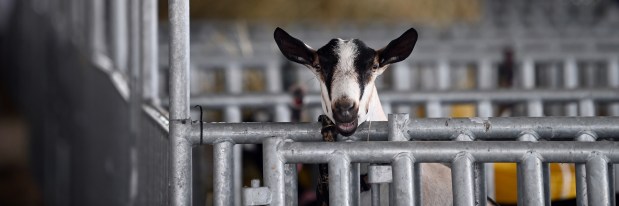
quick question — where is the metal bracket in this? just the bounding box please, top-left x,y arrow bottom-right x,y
368,165 -> 393,184
242,179 -> 271,205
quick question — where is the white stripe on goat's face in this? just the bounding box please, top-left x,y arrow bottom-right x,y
312,39 -> 384,136
274,27 -> 418,136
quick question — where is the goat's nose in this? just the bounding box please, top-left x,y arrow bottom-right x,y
335,101 -> 354,113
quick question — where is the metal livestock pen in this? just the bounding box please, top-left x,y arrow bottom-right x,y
3,0 -> 619,206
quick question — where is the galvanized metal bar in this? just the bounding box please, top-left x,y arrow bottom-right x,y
609,165 -> 616,206
284,164 -> 298,206
141,0 -> 159,105
425,101 -> 442,118
392,153 -> 417,206
170,123 -> 192,206
477,100 -> 493,117
388,114 -> 409,141
477,58 -> 494,89
186,89 -> 619,107
452,153 -> 475,206
214,141 -> 234,206
274,104 -> 291,122
522,57 -> 535,89
527,99 -> 544,117
284,164 -> 299,206
587,154 -> 612,206
189,117 -> 619,144
608,57 -> 619,116
579,99 -> 596,116
371,182 -> 380,206
351,163 -> 360,206
89,0 -> 106,56
437,58 -> 450,90
263,138 -> 285,206
474,162 -> 487,206
168,0 -> 191,205
111,0 -> 128,72
223,106 -> 242,206
329,155 -> 352,206
576,132 -> 597,206
233,145 -> 242,206
168,0 -> 190,119
280,141 -> 619,164
520,153 -> 546,206
565,57 -> 579,116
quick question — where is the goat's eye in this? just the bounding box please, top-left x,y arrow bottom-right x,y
313,64 -> 321,69
372,64 -> 379,70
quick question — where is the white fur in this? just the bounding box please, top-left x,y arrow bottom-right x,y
330,40 -> 361,109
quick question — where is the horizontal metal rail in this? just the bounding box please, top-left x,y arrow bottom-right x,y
278,141 -> 619,163
189,116 -> 619,144
185,89 -> 619,107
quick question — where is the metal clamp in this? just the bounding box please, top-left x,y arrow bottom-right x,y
368,165 -> 393,184
242,179 -> 271,205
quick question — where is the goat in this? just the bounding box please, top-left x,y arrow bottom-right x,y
274,27 -> 497,206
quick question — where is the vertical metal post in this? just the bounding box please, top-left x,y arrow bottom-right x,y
329,155 -> 352,206
89,0 -> 105,56
267,60 -> 290,122
425,101 -> 442,118
389,114 -> 419,206
476,100 -> 495,199
141,0 -> 159,105
478,58 -> 494,89
579,99 -> 595,116
477,100 -> 493,118
351,163 -> 360,206
564,57 -> 578,116
608,57 -> 619,116
586,154 -> 612,206
284,164 -> 298,206
371,182 -> 380,206
521,57 -> 535,89
263,138 -> 285,206
527,99 -> 544,117
111,0 -> 128,72
452,153 -> 475,206
520,153 -> 546,206
224,62 -> 243,206
392,153 -> 417,206
437,58 -> 450,90
214,141 -> 234,206
454,133 -> 487,206
576,132 -> 596,206
169,0 -> 192,205
611,57 -> 619,200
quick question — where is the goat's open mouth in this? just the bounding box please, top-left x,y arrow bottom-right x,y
335,119 -> 358,136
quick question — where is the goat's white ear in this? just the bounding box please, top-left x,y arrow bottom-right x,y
377,28 -> 418,67
274,27 -> 315,65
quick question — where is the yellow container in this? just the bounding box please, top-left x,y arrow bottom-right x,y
494,163 -> 576,204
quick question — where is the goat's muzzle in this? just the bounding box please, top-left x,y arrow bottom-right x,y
333,100 -> 359,136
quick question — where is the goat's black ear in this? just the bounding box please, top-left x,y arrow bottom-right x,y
378,28 -> 418,67
274,27 -> 315,65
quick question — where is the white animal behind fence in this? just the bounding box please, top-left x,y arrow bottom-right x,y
274,27 -> 499,206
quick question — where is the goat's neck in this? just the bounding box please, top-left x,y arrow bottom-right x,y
366,85 -> 387,122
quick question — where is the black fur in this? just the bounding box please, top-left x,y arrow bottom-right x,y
352,39 -> 377,100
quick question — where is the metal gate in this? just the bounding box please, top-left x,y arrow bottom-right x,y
160,0 -> 619,206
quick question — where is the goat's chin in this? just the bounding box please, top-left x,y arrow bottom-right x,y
335,119 -> 358,137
